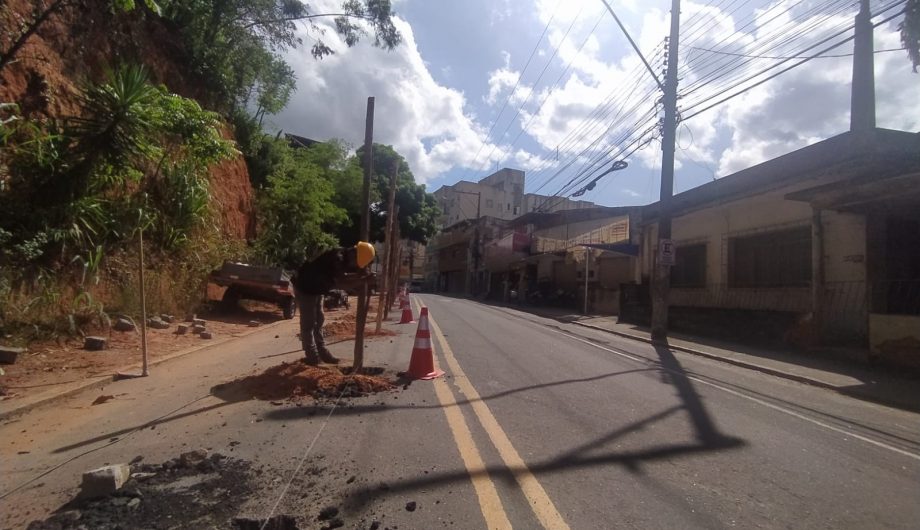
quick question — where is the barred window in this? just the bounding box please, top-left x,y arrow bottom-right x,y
672,244 -> 707,288
729,227 -> 811,288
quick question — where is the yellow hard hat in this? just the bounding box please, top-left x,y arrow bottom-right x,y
355,241 -> 375,268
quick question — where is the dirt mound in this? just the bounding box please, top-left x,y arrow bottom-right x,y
26,453 -> 254,530
324,320 -> 397,340
213,362 -> 395,402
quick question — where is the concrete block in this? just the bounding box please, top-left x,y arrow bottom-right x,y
200,331 -> 213,340
80,464 -> 130,498
248,320 -> 261,327
0,345 -> 24,364
160,314 -> 174,323
192,324 -> 206,334
192,318 -> 207,326
147,318 -> 170,330
113,318 -> 136,332
83,336 -> 107,351
176,324 -> 189,335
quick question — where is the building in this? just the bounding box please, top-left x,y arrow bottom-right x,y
523,193 -> 596,214
628,128 -> 920,365
493,207 -> 641,312
433,168 -> 525,227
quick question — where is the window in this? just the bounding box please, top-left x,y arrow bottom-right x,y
486,199 -> 494,208
513,206 -> 520,215
729,227 -> 811,288
672,244 -> 707,288
506,203 -> 511,211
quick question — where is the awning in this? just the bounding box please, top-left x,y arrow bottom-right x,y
582,242 -> 640,256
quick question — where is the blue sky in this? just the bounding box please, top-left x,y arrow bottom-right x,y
269,0 -> 919,207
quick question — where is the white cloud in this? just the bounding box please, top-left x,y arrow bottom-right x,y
621,188 -> 641,197
270,6 -> 495,184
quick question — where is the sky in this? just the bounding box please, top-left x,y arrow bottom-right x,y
267,0 -> 920,207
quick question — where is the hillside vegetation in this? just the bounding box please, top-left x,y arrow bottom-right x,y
0,0 -> 437,343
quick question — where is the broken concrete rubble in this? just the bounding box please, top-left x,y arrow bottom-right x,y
83,337 -> 107,351
80,464 -> 130,498
0,345 -> 24,364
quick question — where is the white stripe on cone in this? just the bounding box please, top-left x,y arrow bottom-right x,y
414,337 -> 431,350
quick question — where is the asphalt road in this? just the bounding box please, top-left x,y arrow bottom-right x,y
2,294 -> 919,529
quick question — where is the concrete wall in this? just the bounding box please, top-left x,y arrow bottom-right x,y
869,313 -> 920,367
638,172 -> 871,344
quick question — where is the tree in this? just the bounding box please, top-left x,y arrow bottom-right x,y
252,140 -> 348,268
161,0 -> 402,113
902,0 -> 920,72
355,143 -> 439,245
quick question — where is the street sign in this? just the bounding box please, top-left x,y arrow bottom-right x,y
659,239 -> 675,267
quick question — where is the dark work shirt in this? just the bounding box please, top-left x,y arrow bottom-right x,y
294,249 -> 346,295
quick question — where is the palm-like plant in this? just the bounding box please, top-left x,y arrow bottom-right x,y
68,65 -> 161,193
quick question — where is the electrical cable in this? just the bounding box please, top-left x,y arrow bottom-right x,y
681,4 -> 907,121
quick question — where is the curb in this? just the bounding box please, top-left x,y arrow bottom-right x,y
572,321 -> 840,391
0,319 -> 290,422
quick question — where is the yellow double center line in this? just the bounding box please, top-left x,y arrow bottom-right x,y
418,299 -> 570,530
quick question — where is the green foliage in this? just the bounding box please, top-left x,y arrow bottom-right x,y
253,138 -> 347,268
902,0 -> 920,72
0,65 -> 235,337
159,0 -> 401,114
355,143 -> 440,245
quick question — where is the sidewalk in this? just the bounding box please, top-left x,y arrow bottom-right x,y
498,303 -> 920,413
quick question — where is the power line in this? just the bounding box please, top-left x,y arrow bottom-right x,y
599,0 -> 664,90
477,3 -> 587,172
525,44 -> 665,194
682,0 -> 852,95
686,43 -> 906,59
684,0 -> 905,107
460,0 -> 563,181
491,11 -> 607,168
682,4 -> 907,122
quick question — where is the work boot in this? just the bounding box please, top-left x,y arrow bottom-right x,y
318,348 -> 340,364
303,350 -> 320,366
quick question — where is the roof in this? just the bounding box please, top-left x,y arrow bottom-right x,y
641,128 -> 920,221
508,206 -> 639,229
286,133 -> 321,149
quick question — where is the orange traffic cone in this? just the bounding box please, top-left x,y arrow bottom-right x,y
398,303 -> 415,324
405,307 -> 444,380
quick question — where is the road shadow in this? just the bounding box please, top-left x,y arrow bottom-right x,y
200,301 -> 287,326
264,367 -> 656,420
336,337 -> 745,512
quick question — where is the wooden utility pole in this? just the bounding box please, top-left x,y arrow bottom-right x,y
354,97 -> 374,370
388,220 -> 401,311
138,227 -> 149,377
384,206 -> 400,318
375,161 -> 399,332
583,247 -> 590,315
650,0 -> 681,342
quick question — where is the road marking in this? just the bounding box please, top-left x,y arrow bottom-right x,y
425,307 -> 571,530
456,300 -> 920,463
521,316 -> 920,463
422,313 -> 512,529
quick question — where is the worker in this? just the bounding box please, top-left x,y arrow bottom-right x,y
292,242 -> 375,365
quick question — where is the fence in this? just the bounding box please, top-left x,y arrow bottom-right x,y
670,281 -> 869,342
871,280 -> 920,316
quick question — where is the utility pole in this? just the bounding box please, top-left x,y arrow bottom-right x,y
354,97 -> 374,370
138,226 -> 149,377
473,192 -> 481,296
375,161 -> 398,333
651,0 -> 681,342
583,246 -> 590,315
851,0 -> 875,131
387,212 -> 400,313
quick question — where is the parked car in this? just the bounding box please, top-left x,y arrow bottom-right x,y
209,262 -> 297,319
